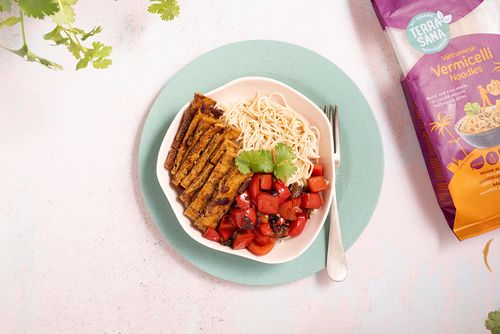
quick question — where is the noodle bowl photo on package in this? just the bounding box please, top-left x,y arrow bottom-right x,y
156,77 -> 335,263
455,105 -> 500,148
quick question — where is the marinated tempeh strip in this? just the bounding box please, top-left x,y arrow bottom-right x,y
172,123 -> 225,187
171,114 -> 218,175
211,139 -> 239,164
165,94 -> 216,170
180,163 -> 215,205
184,149 -> 237,221
180,127 -> 240,189
194,168 -> 253,231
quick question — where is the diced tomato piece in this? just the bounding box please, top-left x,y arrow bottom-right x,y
258,222 -> 275,237
278,200 -> 296,220
248,238 -> 276,256
273,179 -> 292,203
202,227 -> 220,242
218,228 -> 234,242
288,214 -> 307,237
248,174 -> 261,200
311,164 -> 323,176
260,174 -> 273,190
217,215 -> 235,242
232,231 -> 255,250
307,176 -> 329,193
258,213 -> 269,224
256,193 -> 280,214
301,192 -> 323,209
254,231 -> 273,246
230,208 -> 257,229
291,197 -> 303,213
235,191 -> 251,210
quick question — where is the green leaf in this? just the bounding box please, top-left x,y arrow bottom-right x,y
0,0 -> 12,12
75,56 -> 89,70
148,0 -> 180,21
4,44 -> 63,69
274,162 -> 297,182
50,0 -> 77,25
67,38 -> 81,59
274,143 -> 296,165
486,311 -> 500,333
80,26 -> 102,41
235,150 -> 274,174
43,26 -> 69,45
0,16 -> 21,27
464,102 -> 481,117
92,58 -> 112,69
19,0 -> 59,19
91,41 -> 111,58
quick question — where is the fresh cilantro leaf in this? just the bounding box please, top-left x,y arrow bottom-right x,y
43,26 -> 69,45
19,0 -> 59,19
274,161 -> 297,182
0,16 -> 21,27
235,152 -> 253,174
91,41 -> 112,58
235,143 -> 297,182
5,44 -> 62,69
92,58 -> 112,69
81,26 -> 102,41
148,0 -> 180,21
75,41 -> 112,70
67,38 -> 81,59
274,143 -> 296,165
235,150 -> 274,174
0,0 -> 12,12
50,0 -> 77,25
486,310 -> 500,334
75,56 -> 89,70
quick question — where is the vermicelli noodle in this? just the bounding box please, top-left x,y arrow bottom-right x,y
459,108 -> 500,134
221,92 -> 320,185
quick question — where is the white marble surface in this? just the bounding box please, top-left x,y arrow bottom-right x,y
0,1 -> 498,333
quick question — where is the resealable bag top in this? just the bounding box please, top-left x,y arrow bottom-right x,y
372,0 -> 500,239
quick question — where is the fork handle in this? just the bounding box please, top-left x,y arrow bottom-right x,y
326,175 -> 348,281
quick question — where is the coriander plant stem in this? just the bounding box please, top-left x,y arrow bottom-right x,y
19,10 -> 27,47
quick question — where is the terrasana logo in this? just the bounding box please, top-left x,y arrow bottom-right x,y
407,11 -> 452,54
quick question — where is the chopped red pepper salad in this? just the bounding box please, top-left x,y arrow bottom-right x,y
202,164 -> 329,256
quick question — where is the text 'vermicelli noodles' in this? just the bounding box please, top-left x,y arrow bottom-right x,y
221,92 -> 320,185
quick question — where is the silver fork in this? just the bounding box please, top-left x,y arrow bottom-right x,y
322,105 -> 347,282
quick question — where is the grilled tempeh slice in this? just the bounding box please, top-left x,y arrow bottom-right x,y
180,127 -> 241,190
165,94 -> 216,171
179,162 -> 215,205
172,123 -> 225,187
194,168 -> 252,231
184,148 -> 237,221
171,114 -> 218,175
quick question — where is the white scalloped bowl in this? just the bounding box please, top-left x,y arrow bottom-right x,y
156,77 -> 334,264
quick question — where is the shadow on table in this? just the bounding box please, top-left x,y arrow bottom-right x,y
347,0 -> 456,247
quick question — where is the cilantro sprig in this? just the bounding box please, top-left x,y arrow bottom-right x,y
235,143 -> 298,182
486,310 -> 500,334
1,0 -> 180,70
148,0 -> 180,21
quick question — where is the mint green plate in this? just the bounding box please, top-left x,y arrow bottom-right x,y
139,40 -> 384,285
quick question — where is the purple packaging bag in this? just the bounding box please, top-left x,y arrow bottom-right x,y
372,0 -> 500,239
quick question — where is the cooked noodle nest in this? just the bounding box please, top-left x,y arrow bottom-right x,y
459,107 -> 500,134
221,92 -> 321,185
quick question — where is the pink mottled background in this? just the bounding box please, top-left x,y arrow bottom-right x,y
0,1 -> 498,333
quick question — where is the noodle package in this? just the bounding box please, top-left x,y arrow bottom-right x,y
372,0 -> 500,239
